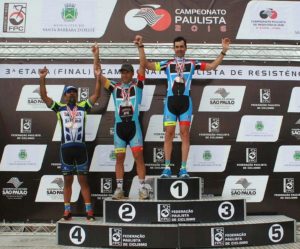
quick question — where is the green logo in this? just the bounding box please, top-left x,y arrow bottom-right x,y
203,150 -> 212,161
61,3 -> 78,22
18,149 -> 27,160
110,150 -> 116,161
293,151 -> 300,161
255,121 -> 264,131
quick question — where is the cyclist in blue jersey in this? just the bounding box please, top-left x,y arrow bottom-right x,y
145,36 -> 230,178
95,35 -> 149,200
38,43 -> 101,221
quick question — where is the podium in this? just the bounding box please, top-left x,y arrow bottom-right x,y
57,177 -> 297,248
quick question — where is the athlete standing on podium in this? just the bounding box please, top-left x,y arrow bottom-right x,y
96,35 -> 149,200
39,44 -> 101,221
144,36 -> 230,178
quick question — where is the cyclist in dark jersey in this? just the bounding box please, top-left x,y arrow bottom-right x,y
96,35 -> 149,200
145,36 -> 230,178
39,43 -> 101,221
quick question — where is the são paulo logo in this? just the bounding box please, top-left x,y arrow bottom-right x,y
259,8 -> 278,19
125,4 -> 171,31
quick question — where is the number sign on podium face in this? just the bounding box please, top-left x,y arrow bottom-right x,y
156,177 -> 202,200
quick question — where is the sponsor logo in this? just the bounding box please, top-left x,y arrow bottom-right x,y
260,89 -> 271,103
153,147 -> 164,163
222,175 -> 269,202
255,121 -> 264,131
18,149 -> 27,160
2,177 -> 28,200
203,150 -> 212,161
283,178 -> 294,194
3,3 -> 27,33
208,117 -> 220,133
8,177 -> 23,188
20,118 -> 32,133
251,88 -> 279,110
61,3 -> 78,22
125,4 -> 171,31
211,227 -> 225,246
0,144 -> 46,172
293,151 -> 300,161
101,178 -> 112,193
157,204 -> 171,222
35,175 -> 80,202
260,8 -> 278,19
109,228 -> 123,246
199,86 -> 245,112
246,148 -> 257,163
90,145 -> 134,172
291,119 -> 300,140
78,87 -> 89,101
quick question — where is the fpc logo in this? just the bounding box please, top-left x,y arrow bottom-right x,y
125,4 -> 171,31
3,3 -> 27,33
259,8 -> 278,19
211,227 -> 225,246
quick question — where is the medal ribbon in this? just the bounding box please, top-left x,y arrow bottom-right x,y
175,57 -> 185,78
67,105 -> 78,127
121,87 -> 130,103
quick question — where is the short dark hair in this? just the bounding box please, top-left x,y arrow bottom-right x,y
173,36 -> 187,47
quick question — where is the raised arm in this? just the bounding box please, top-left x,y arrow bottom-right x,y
89,43 -> 102,104
133,35 -> 146,77
39,66 -> 53,107
204,38 -> 230,71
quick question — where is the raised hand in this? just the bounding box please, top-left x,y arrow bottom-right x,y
134,35 -> 143,46
39,66 -> 48,78
92,42 -> 99,57
222,38 -> 231,52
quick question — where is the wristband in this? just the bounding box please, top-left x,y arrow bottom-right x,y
138,45 -> 144,48
221,51 -> 226,56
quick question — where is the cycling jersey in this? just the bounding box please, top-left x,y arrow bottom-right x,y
155,58 -> 206,97
50,100 -> 92,144
155,58 -> 206,126
105,74 -> 145,152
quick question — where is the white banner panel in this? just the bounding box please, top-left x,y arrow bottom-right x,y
187,145 -> 231,172
222,175 -> 269,202
236,115 -> 283,142
288,87 -> 300,113
199,86 -> 246,112
274,146 -> 300,172
0,144 -> 46,172
237,1 -> 300,40
0,0 -> 117,38
2,65 -> 300,81
35,175 -> 80,202
16,85 -> 65,111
